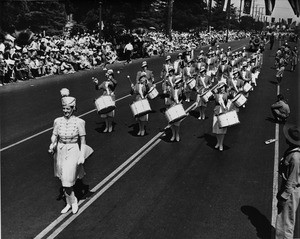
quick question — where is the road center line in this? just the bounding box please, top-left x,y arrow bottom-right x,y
47,139 -> 162,239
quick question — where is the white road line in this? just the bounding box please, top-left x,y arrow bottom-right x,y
47,139 -> 162,239
33,122 -> 164,239
271,84 -> 280,228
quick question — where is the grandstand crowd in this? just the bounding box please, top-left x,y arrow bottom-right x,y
0,29 -> 251,86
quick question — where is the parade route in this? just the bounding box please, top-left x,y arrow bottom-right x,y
1,39 -> 299,239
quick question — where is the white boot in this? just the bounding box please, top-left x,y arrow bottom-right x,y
61,204 -> 71,214
69,192 -> 78,214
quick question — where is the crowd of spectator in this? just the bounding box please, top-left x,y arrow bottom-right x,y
0,29 -> 250,86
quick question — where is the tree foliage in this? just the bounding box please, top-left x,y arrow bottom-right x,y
0,0 -> 251,37
0,0 -> 66,35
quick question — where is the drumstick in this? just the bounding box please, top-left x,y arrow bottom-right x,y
126,75 -> 133,85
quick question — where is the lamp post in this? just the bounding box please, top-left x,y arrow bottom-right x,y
226,0 -> 231,42
208,0 -> 212,32
167,0 -> 174,41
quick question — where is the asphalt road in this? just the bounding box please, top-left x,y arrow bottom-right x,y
1,38 -> 299,239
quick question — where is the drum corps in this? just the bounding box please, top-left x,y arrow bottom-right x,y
86,45 -> 262,147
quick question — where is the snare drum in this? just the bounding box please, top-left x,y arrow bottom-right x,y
130,99 -> 152,118
232,93 -> 247,107
200,89 -> 213,103
147,86 -> 159,100
243,82 -> 252,93
165,104 -> 187,124
187,78 -> 196,90
217,110 -> 240,128
95,95 -> 116,114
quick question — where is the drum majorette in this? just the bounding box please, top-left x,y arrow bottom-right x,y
93,69 -> 117,133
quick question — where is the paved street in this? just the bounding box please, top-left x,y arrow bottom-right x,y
1,38 -> 299,239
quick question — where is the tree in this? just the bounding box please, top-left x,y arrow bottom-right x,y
240,16 -> 256,31
0,0 -> 66,35
211,0 -> 238,31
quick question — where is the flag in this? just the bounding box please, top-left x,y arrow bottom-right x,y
288,0 -> 300,17
287,18 -> 293,25
265,0 -> 275,15
271,17 -> 275,23
243,0 -> 252,14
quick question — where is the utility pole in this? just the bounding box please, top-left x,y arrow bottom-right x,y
239,0 -> 242,21
226,0 -> 231,42
255,4 -> 258,21
99,1 -> 102,40
251,0 -> 255,18
208,0 -> 212,32
167,0 -> 174,41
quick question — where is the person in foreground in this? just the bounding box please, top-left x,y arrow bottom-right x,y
276,124 -> 300,239
48,89 -> 93,214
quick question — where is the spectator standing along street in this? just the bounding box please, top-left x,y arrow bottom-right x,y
123,41 -> 133,64
276,124 -> 300,239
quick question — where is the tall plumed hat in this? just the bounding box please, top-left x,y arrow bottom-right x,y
60,88 -> 70,97
62,96 -> 76,107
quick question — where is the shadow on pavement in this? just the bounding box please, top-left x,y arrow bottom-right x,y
198,133 -> 230,151
269,80 -> 278,85
159,127 -> 176,143
56,179 -> 93,202
188,110 -> 200,119
241,205 -> 275,239
265,117 -> 286,125
127,123 -> 149,137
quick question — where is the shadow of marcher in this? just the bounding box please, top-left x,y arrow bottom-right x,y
198,133 -> 216,149
241,205 -> 275,239
265,117 -> 286,125
128,122 -> 144,137
56,179 -> 93,202
269,80 -> 278,85
74,179 -> 93,200
265,117 -> 278,124
199,133 -> 230,151
188,110 -> 200,119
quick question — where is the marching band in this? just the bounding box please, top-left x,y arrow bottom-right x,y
90,44 -> 263,147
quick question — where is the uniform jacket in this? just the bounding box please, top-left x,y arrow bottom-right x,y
279,147 -> 300,200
